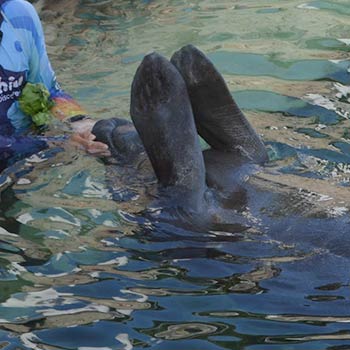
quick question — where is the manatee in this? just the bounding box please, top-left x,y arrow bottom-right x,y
93,51 -> 210,226
92,45 -> 348,232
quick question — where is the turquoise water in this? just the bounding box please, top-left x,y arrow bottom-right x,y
1,0 -> 350,349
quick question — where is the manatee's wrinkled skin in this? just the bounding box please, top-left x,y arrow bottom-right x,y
91,46 -> 268,228
129,52 -> 207,213
171,45 -> 268,165
92,118 -> 144,163
94,52 -> 208,220
92,46 -> 344,233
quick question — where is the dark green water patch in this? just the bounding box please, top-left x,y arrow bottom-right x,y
0,331 -> 25,349
75,85 -> 104,100
256,8 -> 282,14
295,128 -> 329,138
208,51 -> 350,83
302,147 -> 350,164
343,128 -> 350,140
205,32 -> 237,43
63,170 -> 94,196
267,140 -> 350,180
266,142 -> 297,161
241,28 -> 305,41
76,2 -> 151,28
0,241 -> 20,254
76,70 -> 115,81
329,24 -> 350,39
121,53 -> 146,65
2,197 -> 50,250
305,38 -> 350,52
233,90 -> 341,125
33,321 -> 146,350
68,36 -> 89,47
75,12 -> 114,21
57,278 -> 149,300
27,248 -> 127,277
302,1 -> 350,15
330,141 -> 350,155
0,278 -> 32,304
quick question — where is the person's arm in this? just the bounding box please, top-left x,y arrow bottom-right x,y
13,0 -> 109,155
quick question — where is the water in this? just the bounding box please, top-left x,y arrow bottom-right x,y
1,0 -> 350,349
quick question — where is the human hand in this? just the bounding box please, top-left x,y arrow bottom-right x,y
70,129 -> 111,157
68,117 -> 111,157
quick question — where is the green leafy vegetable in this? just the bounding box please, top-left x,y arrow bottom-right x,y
31,111 -> 52,126
18,83 -> 54,126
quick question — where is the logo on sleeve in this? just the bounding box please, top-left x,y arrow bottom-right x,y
0,65 -> 26,115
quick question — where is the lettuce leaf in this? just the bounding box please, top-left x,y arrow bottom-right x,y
18,83 -> 54,126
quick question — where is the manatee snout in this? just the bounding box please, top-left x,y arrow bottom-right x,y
92,118 -> 144,161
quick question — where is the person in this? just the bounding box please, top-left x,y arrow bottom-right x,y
0,0 -> 109,172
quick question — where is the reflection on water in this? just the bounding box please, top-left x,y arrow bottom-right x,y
1,0 -> 350,349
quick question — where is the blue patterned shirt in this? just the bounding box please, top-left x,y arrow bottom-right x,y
0,0 -> 59,134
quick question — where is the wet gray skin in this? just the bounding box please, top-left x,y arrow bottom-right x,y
92,45 -> 332,230
129,51 -> 206,206
171,45 -> 269,165
93,49 -> 209,225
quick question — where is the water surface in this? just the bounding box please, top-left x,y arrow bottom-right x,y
1,0 -> 350,349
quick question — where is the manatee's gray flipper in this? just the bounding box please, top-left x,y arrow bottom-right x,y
92,118 -> 151,201
171,45 -> 268,164
92,118 -> 129,146
92,117 -> 144,162
130,52 -> 206,211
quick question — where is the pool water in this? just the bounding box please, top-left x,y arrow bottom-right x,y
1,0 -> 350,349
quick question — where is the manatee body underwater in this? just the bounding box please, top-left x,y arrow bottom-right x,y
92,45 -> 350,245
